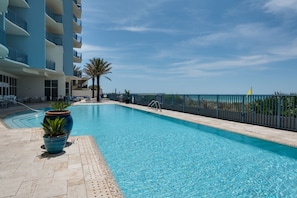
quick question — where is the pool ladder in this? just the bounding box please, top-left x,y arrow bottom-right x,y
148,100 -> 162,112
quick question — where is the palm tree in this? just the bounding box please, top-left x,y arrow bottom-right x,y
84,58 -> 112,102
95,58 -> 112,102
83,62 -> 96,98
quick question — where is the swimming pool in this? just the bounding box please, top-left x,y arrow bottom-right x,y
4,104 -> 297,197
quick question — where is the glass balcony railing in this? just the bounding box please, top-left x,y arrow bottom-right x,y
46,60 -> 56,70
46,8 -> 62,23
6,9 -> 27,31
73,70 -> 82,78
73,33 -> 82,43
73,50 -> 82,59
46,33 -> 63,45
0,28 -> 6,45
7,46 -> 28,64
73,15 -> 82,27
73,0 -> 82,9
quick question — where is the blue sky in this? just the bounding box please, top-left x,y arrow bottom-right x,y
78,0 -> 297,95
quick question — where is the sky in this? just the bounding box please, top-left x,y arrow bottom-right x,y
77,0 -> 297,95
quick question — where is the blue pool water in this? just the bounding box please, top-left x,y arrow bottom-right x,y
4,104 -> 297,197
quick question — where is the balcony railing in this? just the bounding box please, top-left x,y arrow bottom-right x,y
7,46 -> 28,64
0,28 -> 6,45
73,0 -> 82,9
46,8 -> 62,23
73,70 -> 82,78
73,33 -> 82,43
6,9 -> 27,31
73,15 -> 82,26
108,94 -> 297,132
46,33 -> 63,45
46,60 -> 56,70
73,50 -> 82,59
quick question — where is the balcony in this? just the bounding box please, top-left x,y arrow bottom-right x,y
73,70 -> 82,78
73,33 -> 82,48
0,28 -> 8,58
46,60 -> 56,70
9,0 -> 29,8
46,8 -> 63,34
73,50 -> 82,63
5,9 -> 29,36
46,8 -> 62,23
46,0 -> 63,15
73,15 -> 82,33
73,0 -> 82,18
6,9 -> 27,31
46,33 -> 63,46
7,46 -> 28,64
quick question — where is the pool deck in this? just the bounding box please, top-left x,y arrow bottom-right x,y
1,100 -> 297,197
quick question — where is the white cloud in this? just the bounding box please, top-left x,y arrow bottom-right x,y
183,23 -> 284,47
108,26 -> 181,34
264,0 -> 297,14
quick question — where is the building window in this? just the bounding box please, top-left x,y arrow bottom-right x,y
65,82 -> 69,96
0,75 -> 17,96
45,80 -> 58,101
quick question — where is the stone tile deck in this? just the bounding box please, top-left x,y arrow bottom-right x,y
0,102 -> 123,198
1,101 -> 297,197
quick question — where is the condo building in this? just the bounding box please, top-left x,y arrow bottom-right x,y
0,0 -> 85,102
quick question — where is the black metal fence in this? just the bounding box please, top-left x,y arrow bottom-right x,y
107,93 -> 297,132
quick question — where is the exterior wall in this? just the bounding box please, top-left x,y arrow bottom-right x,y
18,76 -> 66,98
25,1 -> 45,68
8,1 -> 46,68
72,90 -> 93,98
46,46 -> 63,72
62,0 -> 74,76
18,76 -> 44,98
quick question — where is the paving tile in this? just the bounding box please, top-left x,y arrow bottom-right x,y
32,178 -> 67,198
68,180 -> 87,198
16,180 -> 38,196
0,177 -> 24,197
54,166 -> 83,180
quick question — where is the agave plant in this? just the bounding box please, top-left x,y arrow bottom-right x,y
42,117 -> 66,137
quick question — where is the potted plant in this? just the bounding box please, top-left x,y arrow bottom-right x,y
41,117 -> 67,154
125,89 -> 130,104
43,101 -> 73,140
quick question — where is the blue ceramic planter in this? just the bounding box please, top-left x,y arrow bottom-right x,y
43,110 -> 73,140
43,134 -> 67,154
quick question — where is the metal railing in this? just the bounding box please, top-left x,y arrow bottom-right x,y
73,70 -> 82,78
46,33 -> 63,45
73,50 -> 82,59
46,60 -> 56,70
148,100 -> 162,111
6,9 -> 27,31
73,15 -> 82,26
0,28 -> 5,45
46,8 -> 62,23
73,33 -> 82,43
108,93 -> 297,132
7,47 -> 27,64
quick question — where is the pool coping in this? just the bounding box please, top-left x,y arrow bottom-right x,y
117,102 -> 297,148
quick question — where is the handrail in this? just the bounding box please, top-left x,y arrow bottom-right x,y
148,100 -> 162,111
